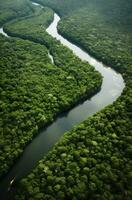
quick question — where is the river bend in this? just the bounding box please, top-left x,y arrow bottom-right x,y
0,2 -> 125,199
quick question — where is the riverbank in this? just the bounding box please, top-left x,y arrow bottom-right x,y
0,0 -> 103,183
1,0 -> 131,199
0,0 -> 128,199
14,0 -> 132,199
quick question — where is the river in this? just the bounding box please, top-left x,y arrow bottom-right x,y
0,2 -> 125,199
0,27 -> 9,37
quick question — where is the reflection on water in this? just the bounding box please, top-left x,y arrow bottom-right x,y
0,4 -> 125,200
46,13 -> 124,108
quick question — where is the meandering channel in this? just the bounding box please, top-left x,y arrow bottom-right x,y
0,1 -> 125,199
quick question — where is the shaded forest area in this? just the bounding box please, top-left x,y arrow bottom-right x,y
0,1 -> 101,178
0,0 -> 33,26
14,0 -> 132,199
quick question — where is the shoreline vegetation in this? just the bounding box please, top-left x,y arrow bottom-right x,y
0,1 -> 102,179
15,0 -> 131,199
0,0 -> 131,199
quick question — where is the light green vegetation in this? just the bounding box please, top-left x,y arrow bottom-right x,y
0,1 -> 102,178
15,0 -> 132,199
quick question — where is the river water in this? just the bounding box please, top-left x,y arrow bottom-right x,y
0,27 -> 9,37
0,2 -> 125,200
48,51 -> 54,64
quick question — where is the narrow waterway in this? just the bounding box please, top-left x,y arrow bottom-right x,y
0,27 -> 9,37
0,2 -> 125,200
48,51 -> 54,64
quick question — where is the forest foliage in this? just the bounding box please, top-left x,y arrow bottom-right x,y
14,0 -> 132,199
57,0 -> 132,74
0,2 -> 102,178
0,0 -> 33,26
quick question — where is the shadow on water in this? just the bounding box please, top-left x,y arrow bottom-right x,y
0,1 -> 125,199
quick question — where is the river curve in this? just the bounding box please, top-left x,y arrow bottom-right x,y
0,27 -> 9,37
0,2 -> 125,199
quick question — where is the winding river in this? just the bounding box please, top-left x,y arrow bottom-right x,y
0,2 -> 125,199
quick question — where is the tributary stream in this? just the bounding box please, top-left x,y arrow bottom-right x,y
0,2 -> 125,199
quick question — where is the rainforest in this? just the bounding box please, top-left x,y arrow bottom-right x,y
0,0 -> 131,199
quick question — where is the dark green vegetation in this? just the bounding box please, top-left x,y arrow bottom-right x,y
0,1 -> 102,178
33,0 -> 90,16
34,0 -> 132,19
58,0 -> 132,74
14,0 -> 132,199
16,103 -> 131,200
0,0 -> 32,26
4,5 -> 54,35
